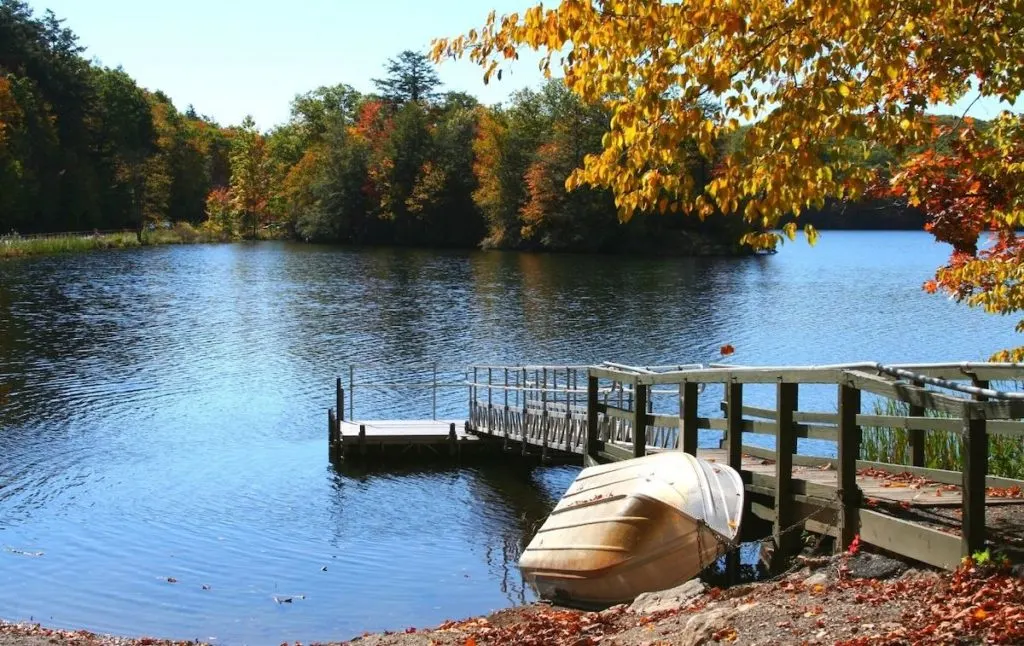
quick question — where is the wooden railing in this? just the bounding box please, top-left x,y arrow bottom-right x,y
581,361 -> 1024,565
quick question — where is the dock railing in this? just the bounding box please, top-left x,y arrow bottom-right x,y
584,361 -> 1024,566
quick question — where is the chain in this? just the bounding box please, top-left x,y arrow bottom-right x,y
700,494 -> 842,583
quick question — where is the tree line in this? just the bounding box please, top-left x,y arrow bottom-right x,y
0,1 -> 752,253
3,1 -> 928,254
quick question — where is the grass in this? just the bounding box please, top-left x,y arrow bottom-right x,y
0,222 -> 232,259
861,397 -> 1024,479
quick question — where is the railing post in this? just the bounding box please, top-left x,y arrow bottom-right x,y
909,379 -> 925,467
837,384 -> 862,552
726,382 -> 744,472
680,381 -> 699,456
488,367 -> 494,430
337,377 -> 345,422
773,381 -> 798,570
449,422 -> 458,457
962,392 -> 988,556
541,368 -> 549,461
633,377 -> 648,458
503,368 -> 510,450
358,423 -> 366,457
348,365 -> 355,421
328,408 -> 336,461
587,374 -> 600,465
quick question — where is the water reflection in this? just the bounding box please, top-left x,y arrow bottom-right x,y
0,233 -> 1017,642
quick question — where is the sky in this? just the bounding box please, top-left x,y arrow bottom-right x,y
28,0 -> 1023,131
29,0 -> 546,129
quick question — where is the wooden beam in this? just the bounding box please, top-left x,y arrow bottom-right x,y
726,382 -> 744,473
773,382 -> 799,569
858,508 -> 963,570
633,379 -> 648,458
587,375 -> 600,462
963,395 -> 987,556
837,384 -> 862,551
681,381 -> 699,456
909,379 -> 925,468
842,371 -> 967,416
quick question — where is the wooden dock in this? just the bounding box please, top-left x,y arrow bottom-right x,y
327,361 -> 1024,572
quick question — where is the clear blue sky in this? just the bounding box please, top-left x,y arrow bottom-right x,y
28,0 -> 1021,130
30,0 -> 545,129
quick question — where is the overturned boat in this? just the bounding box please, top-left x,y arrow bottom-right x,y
518,451 -> 743,606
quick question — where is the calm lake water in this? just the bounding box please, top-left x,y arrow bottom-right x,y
0,232 -> 1017,644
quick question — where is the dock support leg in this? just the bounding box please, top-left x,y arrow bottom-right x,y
358,424 -> 366,458
632,379 -> 647,458
772,382 -> 799,572
837,384 -> 862,552
724,382 -> 743,584
337,378 -> 344,422
586,375 -> 600,466
962,402 -> 987,557
449,422 -> 458,458
680,381 -> 699,456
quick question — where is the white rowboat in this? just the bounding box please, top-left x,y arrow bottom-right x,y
518,451 -> 744,605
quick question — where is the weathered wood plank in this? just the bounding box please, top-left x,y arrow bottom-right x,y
773,382 -> 799,567
858,508 -> 963,570
681,381 -> 699,456
726,383 -> 744,474
842,371 -> 968,416
838,384 -> 862,550
632,379 -> 647,458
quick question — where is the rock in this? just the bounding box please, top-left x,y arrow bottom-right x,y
630,579 -> 707,614
805,571 -> 830,587
679,607 -> 739,646
1012,564 -> 1024,579
845,553 -> 908,580
599,604 -> 628,619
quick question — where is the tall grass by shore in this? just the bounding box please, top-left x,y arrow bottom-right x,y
861,398 -> 1024,479
0,223 -> 234,259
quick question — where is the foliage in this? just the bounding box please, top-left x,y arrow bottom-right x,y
0,0 -> 233,236
432,0 -> 1024,351
373,50 -> 441,105
229,116 -> 272,238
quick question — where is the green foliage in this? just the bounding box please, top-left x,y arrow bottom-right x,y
372,50 -> 441,105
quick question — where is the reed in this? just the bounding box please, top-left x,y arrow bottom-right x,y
861,398 -> 1024,479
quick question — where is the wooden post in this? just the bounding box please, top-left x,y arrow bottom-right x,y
432,363 -> 438,421
633,378 -> 648,458
726,382 -> 743,472
541,368 -> 549,461
587,375 -> 600,465
358,423 -> 367,457
449,422 -> 458,457
503,369 -> 510,451
773,382 -> 798,570
909,379 -> 925,467
962,380 -> 988,556
680,381 -> 699,456
337,378 -> 344,422
837,384 -> 862,551
348,365 -> 355,421
328,408 -> 336,461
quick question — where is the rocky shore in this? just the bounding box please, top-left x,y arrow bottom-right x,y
3,552 -> 1022,646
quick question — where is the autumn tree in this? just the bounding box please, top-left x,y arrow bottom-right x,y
433,0 -> 1024,354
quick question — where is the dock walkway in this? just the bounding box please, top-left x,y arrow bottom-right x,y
327,361 -> 1024,572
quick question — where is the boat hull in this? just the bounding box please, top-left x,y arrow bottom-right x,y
519,452 -> 743,606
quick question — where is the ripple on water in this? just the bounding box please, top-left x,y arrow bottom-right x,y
0,235 -> 1017,643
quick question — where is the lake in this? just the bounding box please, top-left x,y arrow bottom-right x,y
0,232 -> 1017,644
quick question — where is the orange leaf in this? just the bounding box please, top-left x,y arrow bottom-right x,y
720,344 -> 735,356
972,608 -> 988,620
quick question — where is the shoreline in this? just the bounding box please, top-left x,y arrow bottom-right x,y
4,552 -> 1021,645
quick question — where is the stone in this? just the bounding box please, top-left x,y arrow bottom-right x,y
845,553 -> 909,580
679,608 -> 739,646
804,571 -> 830,587
629,579 -> 707,614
